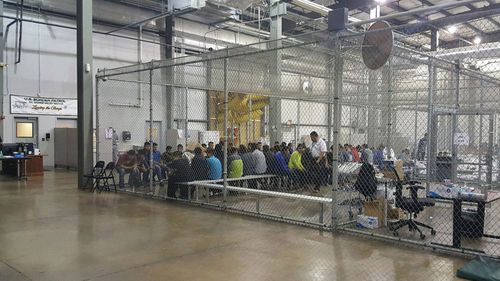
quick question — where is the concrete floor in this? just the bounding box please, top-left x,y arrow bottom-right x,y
0,171 -> 468,281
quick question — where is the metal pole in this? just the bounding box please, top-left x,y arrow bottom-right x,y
149,68 -> 154,193
332,36 -> 343,229
248,96 -> 252,143
413,91 -> 418,176
223,52 -> 229,205
296,99 -> 301,145
451,64 -> 460,183
185,87 -> 189,148
487,114 -> 494,188
95,77 -> 100,162
426,60 -> 436,192
478,80 -> 484,185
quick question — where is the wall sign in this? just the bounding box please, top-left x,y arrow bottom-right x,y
10,95 -> 77,116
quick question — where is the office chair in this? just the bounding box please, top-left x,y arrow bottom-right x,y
389,168 -> 436,240
354,162 -> 377,201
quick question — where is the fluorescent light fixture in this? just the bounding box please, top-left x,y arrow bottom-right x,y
375,0 -> 386,3
291,0 -> 361,22
292,0 -> 331,16
473,37 -> 481,45
447,25 -> 457,34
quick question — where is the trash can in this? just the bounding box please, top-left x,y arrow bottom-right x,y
436,156 -> 452,181
461,209 -> 484,239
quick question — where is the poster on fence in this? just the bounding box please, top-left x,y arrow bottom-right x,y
10,95 -> 77,116
454,133 -> 470,146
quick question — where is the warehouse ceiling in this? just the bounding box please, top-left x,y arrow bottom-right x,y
4,0 -> 500,51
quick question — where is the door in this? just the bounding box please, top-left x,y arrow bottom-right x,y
434,112 -> 494,186
56,118 -> 77,128
14,117 -> 38,147
145,121 -> 162,151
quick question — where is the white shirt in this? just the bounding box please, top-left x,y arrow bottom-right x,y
309,138 -> 327,158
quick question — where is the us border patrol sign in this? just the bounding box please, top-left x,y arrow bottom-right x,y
10,95 -> 77,116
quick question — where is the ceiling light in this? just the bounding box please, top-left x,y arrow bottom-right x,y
473,37 -> 481,45
447,25 -> 457,34
375,0 -> 386,3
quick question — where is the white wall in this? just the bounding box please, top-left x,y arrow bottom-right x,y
1,13 -> 160,168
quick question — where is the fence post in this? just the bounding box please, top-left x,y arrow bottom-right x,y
149,67 -> 154,194
95,76 -> 100,162
223,51 -> 229,207
451,63 -> 460,183
426,59 -> 436,192
331,36 -> 343,229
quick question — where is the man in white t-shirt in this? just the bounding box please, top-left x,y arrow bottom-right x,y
308,131 -> 328,191
309,131 -> 327,163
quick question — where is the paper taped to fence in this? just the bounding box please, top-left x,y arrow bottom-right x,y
10,95 -> 77,116
454,133 -> 470,146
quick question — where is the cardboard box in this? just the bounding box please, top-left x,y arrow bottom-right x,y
387,208 -> 406,221
382,160 -> 404,181
363,199 -> 385,225
356,215 -> 379,229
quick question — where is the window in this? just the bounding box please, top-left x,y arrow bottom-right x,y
16,122 -> 33,138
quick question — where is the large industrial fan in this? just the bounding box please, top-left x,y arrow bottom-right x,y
362,21 -> 394,70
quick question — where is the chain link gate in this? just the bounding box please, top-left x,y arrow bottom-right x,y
95,26 -> 500,273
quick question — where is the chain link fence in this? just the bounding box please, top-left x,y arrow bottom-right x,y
95,28 -> 500,263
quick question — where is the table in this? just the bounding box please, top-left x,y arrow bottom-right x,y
429,187 -> 500,249
0,157 -> 31,180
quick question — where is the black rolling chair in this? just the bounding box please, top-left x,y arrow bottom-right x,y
354,162 -> 378,201
389,168 -> 436,240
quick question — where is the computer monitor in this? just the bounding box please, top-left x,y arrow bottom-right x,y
2,143 -> 19,156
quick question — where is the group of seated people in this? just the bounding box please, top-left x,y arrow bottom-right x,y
115,131 -> 405,199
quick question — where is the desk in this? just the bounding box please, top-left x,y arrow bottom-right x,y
26,155 -> 44,176
429,187 -> 500,249
0,157 -> 31,180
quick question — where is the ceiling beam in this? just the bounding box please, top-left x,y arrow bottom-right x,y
398,4 -> 500,35
441,29 -> 500,48
419,0 -> 484,36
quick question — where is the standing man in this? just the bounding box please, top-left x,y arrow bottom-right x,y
111,129 -> 119,163
361,144 -> 374,164
417,133 -> 428,161
308,131 -> 328,190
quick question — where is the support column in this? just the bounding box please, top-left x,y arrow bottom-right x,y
268,0 -> 285,144
160,15 -> 176,130
77,0 -> 94,187
0,0 -> 4,139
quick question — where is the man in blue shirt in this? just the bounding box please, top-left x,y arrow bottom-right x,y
206,148 -> 222,180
